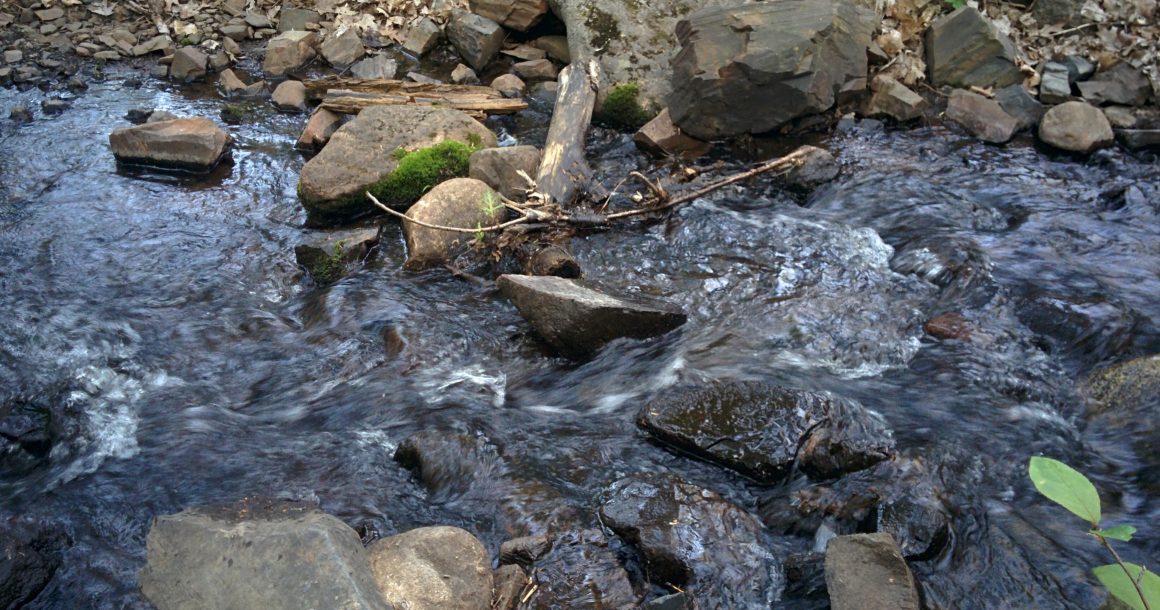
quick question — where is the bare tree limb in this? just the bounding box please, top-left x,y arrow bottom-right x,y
366,192 -> 529,234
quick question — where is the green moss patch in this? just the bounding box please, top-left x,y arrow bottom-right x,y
596,83 -> 651,131
369,140 -> 477,209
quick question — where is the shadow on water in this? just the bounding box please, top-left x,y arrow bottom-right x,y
0,70 -> 1158,608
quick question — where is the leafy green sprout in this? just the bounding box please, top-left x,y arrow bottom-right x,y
1028,456 -> 1159,610
481,191 -> 504,217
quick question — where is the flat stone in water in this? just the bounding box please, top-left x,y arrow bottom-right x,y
108,117 -> 231,173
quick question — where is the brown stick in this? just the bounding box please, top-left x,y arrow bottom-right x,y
366,192 -> 529,233
535,61 -> 598,208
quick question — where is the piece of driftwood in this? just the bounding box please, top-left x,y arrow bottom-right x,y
534,62 -> 599,208
302,77 -> 528,117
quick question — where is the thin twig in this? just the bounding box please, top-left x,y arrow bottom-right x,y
1097,533 -> 1154,610
366,192 -> 529,234
629,171 -> 669,201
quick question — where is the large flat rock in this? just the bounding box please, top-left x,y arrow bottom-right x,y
108,117 -> 230,172
497,274 -> 687,359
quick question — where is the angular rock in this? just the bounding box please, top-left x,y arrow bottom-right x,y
220,24 -> 250,42
511,58 -> 557,82
367,526 -> 491,610
169,46 -> 207,81
783,145 -> 839,190
0,517 -> 68,610
295,107 -> 343,151
468,0 -> 549,32
522,529 -> 635,610
638,381 -> 894,483
670,0 -> 876,139
995,84 -> 1045,132
109,117 -> 231,172
861,74 -> 927,122
1060,55 -> 1096,83
263,30 -> 317,77
468,145 -> 540,200
271,79 -> 307,112
450,63 -> 479,85
320,28 -> 365,67
402,18 -> 442,56
350,55 -> 398,80
294,226 -> 380,284
926,7 -> 1022,89
492,564 -> 528,610
402,178 -> 506,271
824,533 -> 920,610
634,108 -> 711,159
1038,101 -> 1114,153
1077,63 -> 1152,107
1115,129 -> 1160,151
599,472 -> 780,607
530,35 -> 569,64
297,105 -> 496,225
1039,62 -> 1073,104
3,50 -> 21,64
446,11 -> 505,72
279,7 -> 321,32
1033,0 -> 1082,26
132,35 -> 171,56
34,8 -> 64,21
244,11 -> 272,29
497,274 -> 687,359
1102,105 -> 1138,129
490,73 -> 526,98
499,535 -> 552,566
138,499 -> 392,610
501,45 -> 547,61
217,68 -> 266,98
642,593 -> 693,610
945,89 -> 1018,144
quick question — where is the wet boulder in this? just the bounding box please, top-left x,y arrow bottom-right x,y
521,529 -> 636,610
295,108 -> 343,151
263,31 -> 317,77
782,145 -> 840,191
945,89 -> 1018,144
468,145 -> 540,200
1038,101 -> 1114,153
446,11 -> 505,72
669,0 -> 877,139
499,534 -> 552,566
294,226 -> 380,284
862,74 -> 927,122
109,117 -> 231,173
394,431 -> 508,504
138,498 -> 393,610
926,7 -> 1022,89
367,526 -> 492,610
598,472 -> 781,607
497,275 -> 687,359
1116,129 -> 1160,151
469,0 -> 549,32
824,533 -> 920,610
271,80 -> 307,112
0,516 -> 69,610
401,178 -> 507,271
297,105 -> 495,226
639,381 -> 894,483
217,68 -> 266,98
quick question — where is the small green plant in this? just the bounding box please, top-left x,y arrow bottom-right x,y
596,83 -> 651,131
1029,456 -> 1159,610
473,222 -> 485,243
180,36 -> 193,46
945,0 -> 967,9
480,190 -> 503,217
369,139 -> 478,208
311,240 -> 347,285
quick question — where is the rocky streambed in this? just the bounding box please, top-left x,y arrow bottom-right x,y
3,0 -> 1160,609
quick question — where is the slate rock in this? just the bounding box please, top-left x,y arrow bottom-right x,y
1115,129 -> 1160,151
350,55 -> 398,80
367,526 -> 491,610
468,0 -> 550,32
402,17 -> 442,56
599,472 -> 781,607
446,11 -> 505,72
468,145 -> 540,200
320,28 -> 365,67
1060,55 -> 1096,83
1038,101 -> 1114,153
497,274 -> 687,359
926,7 -> 1022,89
633,108 -> 711,159
263,30 -> 317,77
295,107 -> 343,151
220,24 -> 250,42
1078,63 -> 1152,107
995,84 -> 1045,132
824,533 -> 920,610
138,499 -> 393,610
670,0 -> 877,139
862,74 -> 927,122
1039,61 -> 1073,104
109,117 -> 231,172
637,380 -> 894,483
401,178 -> 506,271
530,35 -> 569,63
945,89 -> 1018,143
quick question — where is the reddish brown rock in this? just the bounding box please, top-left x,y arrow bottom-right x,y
633,108 -> 711,159
925,312 -> 971,341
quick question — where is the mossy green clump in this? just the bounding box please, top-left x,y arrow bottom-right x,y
369,139 -> 477,208
596,83 -> 651,131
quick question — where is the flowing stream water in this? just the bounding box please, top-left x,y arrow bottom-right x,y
1,69 -> 1158,608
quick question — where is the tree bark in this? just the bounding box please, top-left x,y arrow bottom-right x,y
534,62 -> 598,208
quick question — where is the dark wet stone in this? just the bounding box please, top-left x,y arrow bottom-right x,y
0,516 -> 69,610
1078,63 -> 1152,107
824,533 -> 919,610
40,99 -> 69,114
293,226 -> 380,285
876,497 -> 950,560
8,105 -> 33,122
1115,129 -> 1160,151
995,85 -> 1045,132
783,552 -> 827,601
641,592 -> 693,610
497,274 -> 687,360
499,534 -> 552,566
638,381 -> 893,483
1060,55 -> 1096,83
492,563 -> 528,610
924,312 -> 971,341
394,431 -> 506,503
599,472 -> 780,607
125,108 -> 153,123
1081,355 -> 1160,492
522,529 -> 636,610
783,145 -> 839,191
1015,290 -> 1135,362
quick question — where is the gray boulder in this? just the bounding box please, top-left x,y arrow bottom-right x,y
469,0 -> 550,31
1038,101 -> 1114,153
169,47 -> 207,81
138,499 -> 393,610
402,18 -> 442,56
279,7 -> 321,32
401,178 -> 507,271
862,74 -> 927,122
109,117 -> 231,172
945,89 -> 1018,143
263,31 -> 317,77
1039,62 -> 1073,104
497,274 -> 687,359
1078,63 -> 1152,106
367,526 -> 492,610
638,381 -> 893,483
321,28 -> 365,67
995,84 -> 1045,131
670,0 -> 877,139
446,11 -> 505,72
351,55 -> 398,80
217,68 -> 266,98
599,472 -> 780,607
824,533 -> 920,610
297,105 -> 496,225
926,7 -> 1022,89
468,145 -> 540,200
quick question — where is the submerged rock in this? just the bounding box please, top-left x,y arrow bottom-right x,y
297,105 -> 495,226
1038,101 -> 1114,153
1115,129 -> 1160,151
1081,355 -> 1160,492
824,533 -> 920,610
293,226 -> 380,284
401,177 -> 506,271
669,0 -> 876,139
521,529 -> 636,610
468,145 -> 540,200
497,275 -> 687,359
138,499 -> 392,610
926,7 -> 1022,89
0,516 -> 69,610
783,145 -> 840,191
109,117 -> 231,172
367,526 -> 491,610
599,472 -> 781,608
639,381 -> 894,483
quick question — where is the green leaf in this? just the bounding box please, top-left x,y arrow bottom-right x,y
1093,563 -> 1160,610
1028,456 -> 1102,525
1094,525 -> 1137,542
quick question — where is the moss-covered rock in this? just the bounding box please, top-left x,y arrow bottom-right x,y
369,140 -> 477,209
595,83 -> 651,130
